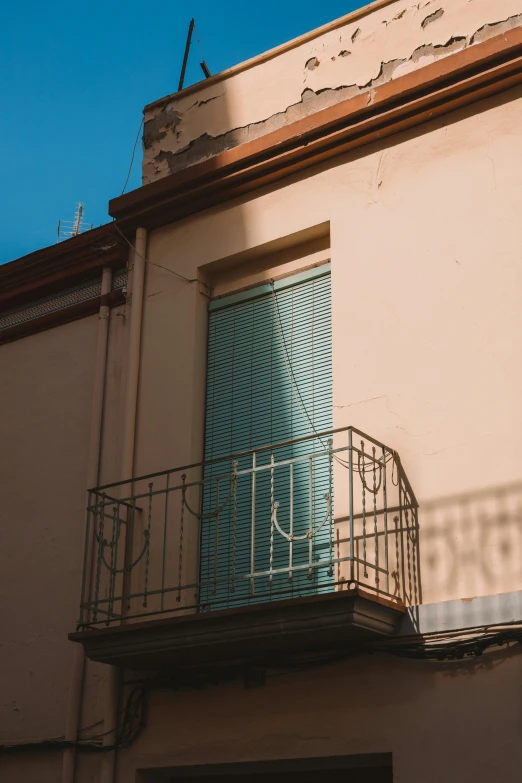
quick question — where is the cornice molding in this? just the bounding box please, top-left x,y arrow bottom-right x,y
111,27 -> 522,232
0,223 -> 128,312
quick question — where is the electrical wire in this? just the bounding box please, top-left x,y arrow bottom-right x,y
121,118 -> 145,196
0,682 -> 148,755
113,222 -> 210,292
270,280 -> 398,476
373,625 -> 522,661
194,22 -> 208,70
263,622 -> 522,673
122,25 -> 209,198
4,622 -> 520,755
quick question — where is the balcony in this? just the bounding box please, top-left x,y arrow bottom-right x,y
70,427 -> 419,671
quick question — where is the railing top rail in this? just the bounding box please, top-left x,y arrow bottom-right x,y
91,425 -> 399,494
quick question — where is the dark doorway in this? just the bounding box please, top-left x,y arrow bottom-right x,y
142,754 -> 393,782
173,770 -> 391,782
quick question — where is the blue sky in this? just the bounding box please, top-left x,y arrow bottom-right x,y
0,1 -> 364,264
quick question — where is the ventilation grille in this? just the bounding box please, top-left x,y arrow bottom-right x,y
0,268 -> 128,332
112,268 -> 128,291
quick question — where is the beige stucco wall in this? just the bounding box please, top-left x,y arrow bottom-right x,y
142,0 -> 522,182
2,6 -> 522,782
133,84 -> 522,610
3,81 -> 521,783
0,308 -> 127,782
0,316 -> 97,781
117,649 -> 522,783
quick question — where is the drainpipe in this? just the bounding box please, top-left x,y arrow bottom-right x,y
120,227 -> 147,481
100,227 -> 147,783
61,266 -> 113,783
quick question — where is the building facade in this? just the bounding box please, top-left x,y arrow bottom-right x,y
1,0 -> 522,781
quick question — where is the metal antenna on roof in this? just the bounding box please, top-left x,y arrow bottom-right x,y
56,202 -> 93,243
178,18 -> 195,91
178,18 -> 212,91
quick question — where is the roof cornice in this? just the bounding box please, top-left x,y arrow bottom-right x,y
110,27 -> 522,232
0,223 -> 128,312
143,0 -> 398,111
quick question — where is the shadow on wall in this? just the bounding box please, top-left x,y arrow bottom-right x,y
418,481 -> 522,605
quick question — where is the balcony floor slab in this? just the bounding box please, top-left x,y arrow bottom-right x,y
70,587 -> 405,671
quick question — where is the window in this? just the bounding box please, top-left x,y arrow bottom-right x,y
200,265 -> 333,608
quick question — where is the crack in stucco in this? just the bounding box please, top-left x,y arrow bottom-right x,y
333,395 -> 387,408
145,13 -> 522,180
198,92 -> 226,107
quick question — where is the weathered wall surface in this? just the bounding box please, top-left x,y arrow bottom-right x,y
142,0 -> 522,183
4,6 -> 522,782
0,309 -> 127,782
117,649 -> 522,783
134,85 -> 522,608
0,317 -> 97,780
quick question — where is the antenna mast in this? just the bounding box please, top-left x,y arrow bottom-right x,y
57,202 -> 93,242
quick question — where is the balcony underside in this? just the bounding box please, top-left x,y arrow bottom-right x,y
70,587 -> 405,672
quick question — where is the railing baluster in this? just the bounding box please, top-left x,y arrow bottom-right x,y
161,472 -> 170,610
93,500 -> 104,623
412,504 -> 419,605
382,446 -> 389,595
232,461 -> 237,593
308,455 -> 313,581
250,452 -> 256,597
142,482 -> 153,608
348,428 -> 354,583
177,475 -> 185,603
269,454 -> 275,588
361,440 -> 368,578
107,504 -> 118,624
404,485 -> 412,605
123,497 -> 136,613
80,492 -> 92,627
328,438 -> 334,577
213,479 -> 219,596
113,503 -> 122,619
398,471 -> 406,603
373,447 -> 379,586
288,463 -> 293,583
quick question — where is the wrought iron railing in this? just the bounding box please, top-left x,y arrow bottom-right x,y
78,427 -> 419,628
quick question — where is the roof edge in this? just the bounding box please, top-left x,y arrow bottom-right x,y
0,223 -> 128,312
111,27 -> 522,233
143,0 -> 397,112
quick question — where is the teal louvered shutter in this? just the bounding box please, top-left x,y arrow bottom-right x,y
200,266 -> 333,608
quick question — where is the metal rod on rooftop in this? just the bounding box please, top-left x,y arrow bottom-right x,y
178,18 -> 195,91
